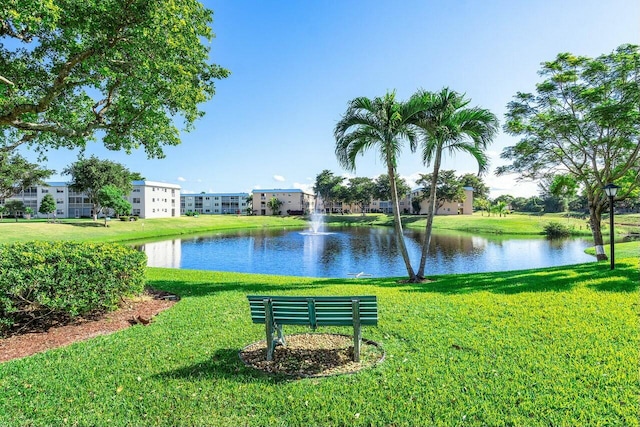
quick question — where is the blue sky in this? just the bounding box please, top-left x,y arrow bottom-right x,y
31,0 -> 640,197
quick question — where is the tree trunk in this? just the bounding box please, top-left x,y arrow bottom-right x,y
388,164 -> 416,282
417,147 -> 442,278
588,198 -> 607,261
92,203 -> 98,221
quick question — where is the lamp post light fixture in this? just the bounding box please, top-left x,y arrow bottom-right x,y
603,183 -> 620,270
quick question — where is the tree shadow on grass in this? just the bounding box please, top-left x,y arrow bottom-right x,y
65,221 -> 105,227
146,259 -> 638,300
360,259 -> 639,295
151,348 -> 291,384
146,278 -> 328,299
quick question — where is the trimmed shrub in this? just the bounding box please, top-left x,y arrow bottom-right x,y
543,221 -> 572,238
120,216 -> 130,221
0,241 -> 147,334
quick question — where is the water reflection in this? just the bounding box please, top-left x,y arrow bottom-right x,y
136,226 -> 594,278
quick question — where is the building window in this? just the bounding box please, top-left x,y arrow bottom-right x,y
133,198 -> 141,204
57,189 -> 64,193
42,189 -> 49,193
56,199 -> 64,204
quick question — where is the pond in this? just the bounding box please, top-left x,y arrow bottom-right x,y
135,226 -> 595,278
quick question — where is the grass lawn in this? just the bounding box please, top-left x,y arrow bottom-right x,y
1,258 -> 638,426
327,212 -> 639,237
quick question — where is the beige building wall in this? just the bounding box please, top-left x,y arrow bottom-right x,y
252,189 -> 316,216
411,187 -> 474,215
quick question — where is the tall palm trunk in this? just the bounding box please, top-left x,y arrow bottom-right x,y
417,145 -> 442,278
387,162 -> 417,282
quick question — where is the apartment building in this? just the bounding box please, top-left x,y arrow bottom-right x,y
129,181 -> 180,219
328,187 -> 474,215
3,180 -> 180,219
409,186 -> 474,215
180,192 -> 249,215
252,189 -> 316,216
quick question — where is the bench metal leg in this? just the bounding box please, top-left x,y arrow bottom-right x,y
276,324 -> 285,347
264,299 -> 275,361
264,298 -> 286,361
352,299 -> 361,362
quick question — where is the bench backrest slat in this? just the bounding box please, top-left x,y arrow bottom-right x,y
247,295 -> 378,327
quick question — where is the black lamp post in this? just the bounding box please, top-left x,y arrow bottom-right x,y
603,183 -> 620,270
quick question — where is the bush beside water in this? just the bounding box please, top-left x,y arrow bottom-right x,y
0,241 -> 146,334
543,221 -> 572,238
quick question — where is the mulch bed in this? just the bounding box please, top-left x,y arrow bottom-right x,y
0,289 -> 177,363
239,333 -> 385,378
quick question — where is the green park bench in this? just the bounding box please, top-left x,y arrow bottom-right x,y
247,295 -> 378,362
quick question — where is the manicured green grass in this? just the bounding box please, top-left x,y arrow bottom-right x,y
1,259 -> 637,426
0,215 -> 307,244
326,212 -> 638,237
586,240 -> 640,259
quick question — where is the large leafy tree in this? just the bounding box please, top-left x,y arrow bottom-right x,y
412,88 -> 498,278
62,156 -> 138,221
345,176 -> 375,215
335,91 -> 427,282
0,0 -> 229,158
416,170 -> 466,214
372,174 -> 411,202
0,152 -> 53,200
313,170 -> 345,213
460,173 -> 490,201
498,44 -> 640,260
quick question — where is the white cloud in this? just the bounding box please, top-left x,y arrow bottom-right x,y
177,176 -> 186,182
293,182 -> 314,193
273,175 -> 285,182
400,171 -> 423,188
485,173 -> 539,199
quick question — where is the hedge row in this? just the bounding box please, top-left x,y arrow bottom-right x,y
0,241 -> 147,334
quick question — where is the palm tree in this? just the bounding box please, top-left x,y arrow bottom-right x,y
335,91 -> 426,282
494,201 -> 508,217
412,88 -> 498,279
267,197 -> 283,216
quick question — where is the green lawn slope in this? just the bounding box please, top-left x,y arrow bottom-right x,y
1,258 -> 638,426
